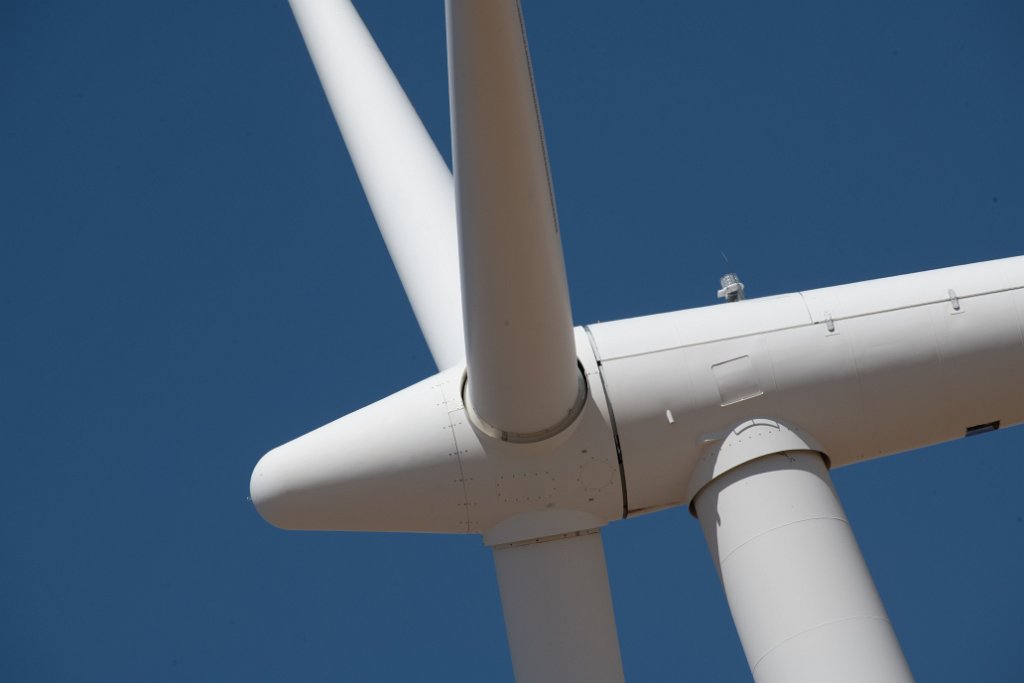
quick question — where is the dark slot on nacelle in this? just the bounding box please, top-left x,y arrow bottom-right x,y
965,420 -> 1000,437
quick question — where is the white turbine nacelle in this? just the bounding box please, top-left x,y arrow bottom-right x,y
596,254 -> 1024,510
251,254 -> 1024,540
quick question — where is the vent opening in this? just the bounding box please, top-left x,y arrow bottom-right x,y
965,421 -> 1000,437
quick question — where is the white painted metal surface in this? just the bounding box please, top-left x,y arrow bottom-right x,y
250,366 -> 468,532
288,0 -> 464,370
447,0 -> 580,438
261,3 -> 1024,680
253,255 -> 1024,536
251,328 -> 622,536
587,254 -> 1024,515
492,527 -> 624,683
695,452 -> 914,683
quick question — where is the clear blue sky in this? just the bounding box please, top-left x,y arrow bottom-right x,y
3,1 -> 1023,681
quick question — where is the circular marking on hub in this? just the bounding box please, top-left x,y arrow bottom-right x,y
579,459 -> 614,492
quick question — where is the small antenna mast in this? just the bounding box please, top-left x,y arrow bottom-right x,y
717,252 -> 745,302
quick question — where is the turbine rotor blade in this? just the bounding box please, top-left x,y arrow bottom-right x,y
696,452 -> 914,682
492,529 -> 625,683
447,0 -> 581,439
289,0 -> 464,370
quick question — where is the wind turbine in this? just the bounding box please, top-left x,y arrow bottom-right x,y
250,1 -> 1024,681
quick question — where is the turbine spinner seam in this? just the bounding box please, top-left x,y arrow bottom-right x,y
439,379 -> 474,533
584,324 -> 629,519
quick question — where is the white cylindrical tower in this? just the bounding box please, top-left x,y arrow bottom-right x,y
694,451 -> 914,683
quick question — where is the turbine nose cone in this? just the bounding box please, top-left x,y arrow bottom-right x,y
248,438 -> 365,529
248,369 -> 472,534
249,446 -> 301,528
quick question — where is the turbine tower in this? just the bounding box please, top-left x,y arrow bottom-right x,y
250,2 -> 1024,681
